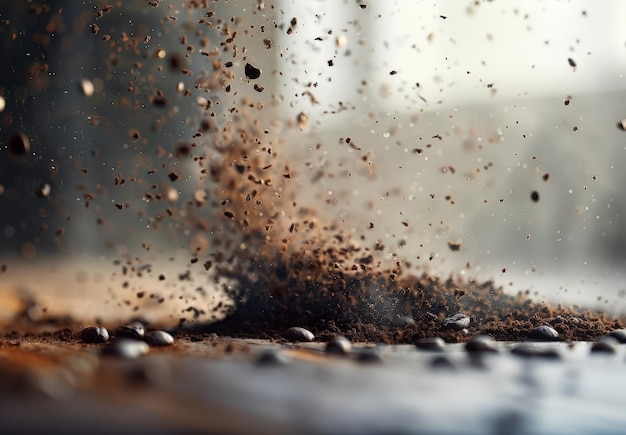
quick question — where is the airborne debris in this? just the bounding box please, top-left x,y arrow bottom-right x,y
568,57 -> 577,70
244,62 -> 261,80
447,240 -> 462,251
530,190 -> 540,202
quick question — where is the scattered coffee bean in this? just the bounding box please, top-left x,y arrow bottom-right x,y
115,322 -> 145,340
414,336 -> 445,351
443,313 -> 470,330
80,326 -> 110,344
465,335 -> 498,353
607,329 -> 626,344
256,349 -> 291,366
510,344 -> 561,359
590,336 -> 619,354
101,339 -> 149,359
325,336 -> 351,355
283,326 -> 314,342
244,62 -> 261,80
528,325 -> 559,341
143,330 -> 174,347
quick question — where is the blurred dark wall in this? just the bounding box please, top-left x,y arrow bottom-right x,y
0,2 -> 215,257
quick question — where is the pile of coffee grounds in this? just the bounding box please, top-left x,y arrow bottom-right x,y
196,248 -> 623,343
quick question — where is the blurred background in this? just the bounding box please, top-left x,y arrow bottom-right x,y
1,1 -> 626,322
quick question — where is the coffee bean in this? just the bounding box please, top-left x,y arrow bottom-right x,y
80,326 -> 110,344
414,336 -> 445,351
528,325 -> 559,341
443,313 -> 470,330
256,349 -> 291,366
115,322 -> 145,340
607,329 -> 626,344
143,330 -> 174,347
590,336 -> 619,354
511,344 -> 561,359
8,132 -> 30,156
102,339 -> 149,359
325,336 -> 351,355
465,335 -> 498,353
244,62 -> 261,80
283,326 -> 314,342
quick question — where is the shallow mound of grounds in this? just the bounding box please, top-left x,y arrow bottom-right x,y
196,251 -> 623,344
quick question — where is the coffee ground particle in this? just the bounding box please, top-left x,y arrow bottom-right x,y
244,62 -> 261,80
531,190 -> 540,202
